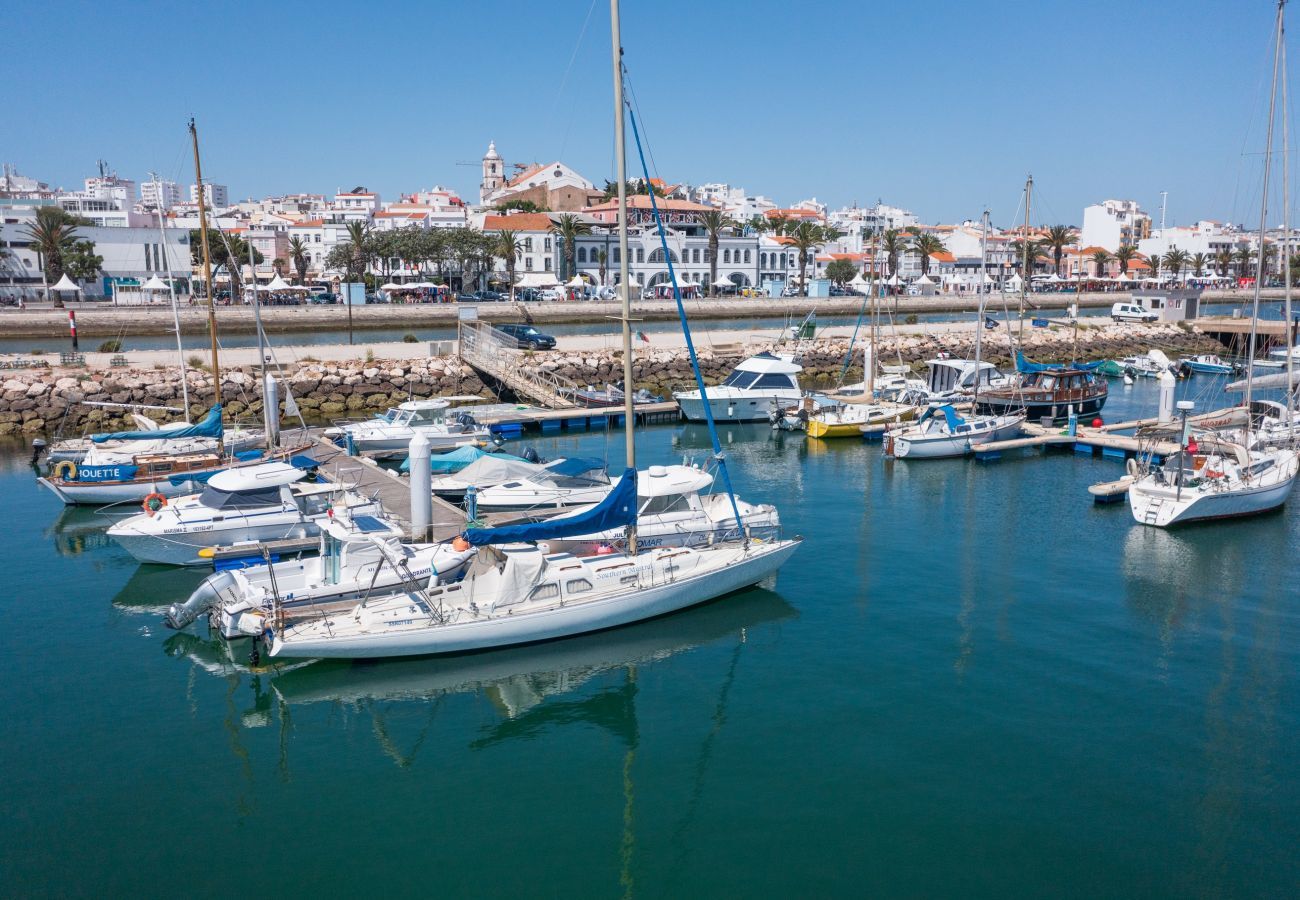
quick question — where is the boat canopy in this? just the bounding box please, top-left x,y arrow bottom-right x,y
92,404 -> 224,443
400,445 -> 528,473
206,459 -> 308,493
640,464 -> 713,497
543,457 -> 607,478
1015,351 -> 1103,374
463,468 -> 637,546
920,405 -> 965,428
433,453 -> 544,485
734,351 -> 802,375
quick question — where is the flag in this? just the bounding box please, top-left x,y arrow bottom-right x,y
637,331 -> 650,343
984,316 -> 999,330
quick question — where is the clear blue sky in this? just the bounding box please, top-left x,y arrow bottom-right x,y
5,0 -> 1289,228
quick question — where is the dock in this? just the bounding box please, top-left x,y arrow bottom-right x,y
973,422 -> 1184,461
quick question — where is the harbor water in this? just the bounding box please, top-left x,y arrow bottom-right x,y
1,377 -> 1298,896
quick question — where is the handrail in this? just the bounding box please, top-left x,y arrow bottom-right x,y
458,321 -> 579,409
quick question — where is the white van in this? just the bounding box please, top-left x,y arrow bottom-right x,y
1111,302 -> 1157,323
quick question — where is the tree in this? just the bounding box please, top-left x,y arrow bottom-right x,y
287,235 -> 310,284
190,229 -> 263,298
549,213 -> 591,280
63,240 -> 103,282
600,179 -> 664,200
1190,252 -> 1209,277
491,229 -> 523,301
342,222 -> 371,280
494,198 -> 547,214
1090,249 -> 1112,278
698,209 -> 737,296
1232,246 -> 1254,278
1011,239 -> 1046,276
1043,225 -> 1078,276
911,233 -> 946,276
824,259 -> 857,286
788,221 -> 826,296
597,249 -> 608,286
1213,248 -> 1233,278
1162,249 -> 1190,283
22,207 -> 85,297
766,214 -> 793,237
1114,245 -> 1138,276
880,229 -> 908,279
442,227 -> 492,291
1146,254 -> 1161,280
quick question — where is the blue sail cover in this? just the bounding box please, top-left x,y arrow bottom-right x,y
398,445 -> 528,474
463,468 -> 636,547
1015,351 -> 1103,374
920,405 -> 965,428
92,404 -> 224,443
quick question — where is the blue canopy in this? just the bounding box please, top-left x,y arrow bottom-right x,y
545,457 -> 606,477
463,468 -> 636,547
1015,351 -> 1102,374
92,404 -> 224,444
920,405 -> 965,428
398,445 -> 528,474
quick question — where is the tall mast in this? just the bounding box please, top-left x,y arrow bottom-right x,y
249,234 -> 273,447
189,119 -> 220,397
975,209 -> 989,405
1020,174 -> 1033,342
1282,1 -> 1294,428
151,172 -> 189,420
1247,0 -> 1285,418
867,227 -> 879,397
611,0 -> 636,555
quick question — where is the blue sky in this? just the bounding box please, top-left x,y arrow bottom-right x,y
4,0 -> 1289,228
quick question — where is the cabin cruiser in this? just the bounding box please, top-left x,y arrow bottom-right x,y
918,358 -> 1015,405
975,367 -> 1107,422
674,351 -> 804,422
884,405 -> 1024,459
539,464 -> 780,554
106,459 -> 378,566
1127,433 -> 1299,527
473,457 -> 615,512
1181,354 -> 1239,376
163,508 -> 477,638
559,382 -> 662,408
805,401 -> 919,438
325,399 -> 492,454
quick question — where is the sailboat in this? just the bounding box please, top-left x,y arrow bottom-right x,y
884,211 -> 1025,459
1127,0 -> 1299,527
259,0 -> 799,660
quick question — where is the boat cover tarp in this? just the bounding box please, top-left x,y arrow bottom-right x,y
432,454 -> 546,488
93,405 -> 223,443
399,445 -> 528,473
464,468 -> 636,546
920,405 -> 965,428
1015,351 -> 1103,374
545,457 -> 606,477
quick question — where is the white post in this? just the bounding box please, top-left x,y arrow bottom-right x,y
408,432 -> 432,541
263,374 -> 279,449
1157,369 -> 1176,424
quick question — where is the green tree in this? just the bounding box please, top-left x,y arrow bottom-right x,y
63,240 -> 103,282
911,233 -> 946,276
1190,252 -> 1209,277
1043,225 -> 1078,276
491,229 -> 523,301
766,214 -> 793,237
1114,245 -> 1138,276
880,229 -> 908,279
1213,248 -> 1233,277
788,221 -> 827,296
1232,246 -> 1253,278
1090,249 -> 1112,278
1011,238 -> 1046,277
22,207 -> 86,298
1145,253 -> 1161,280
1162,249 -> 1190,283
698,209 -> 738,296
343,222 -> 371,279
549,213 -> 592,280
287,235 -> 311,284
597,248 -> 608,286
600,179 -> 664,201
190,229 -> 263,298
824,259 -> 858,286
494,198 -> 547,214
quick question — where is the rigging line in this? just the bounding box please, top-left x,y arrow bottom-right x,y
621,70 -> 662,183
624,97 -> 747,544
550,0 -> 601,163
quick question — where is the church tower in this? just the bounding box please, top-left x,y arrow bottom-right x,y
480,141 -> 502,205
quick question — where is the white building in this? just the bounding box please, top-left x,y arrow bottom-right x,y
1137,220 -> 1246,261
1080,199 -> 1151,253
190,182 -> 229,208
140,179 -> 182,211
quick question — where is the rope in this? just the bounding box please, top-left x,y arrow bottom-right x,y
624,98 -> 748,547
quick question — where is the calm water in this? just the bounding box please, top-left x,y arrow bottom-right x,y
2,377 -> 1298,896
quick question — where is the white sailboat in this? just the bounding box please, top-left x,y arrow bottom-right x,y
261,0 -> 799,660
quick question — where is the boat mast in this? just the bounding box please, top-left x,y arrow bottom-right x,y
1020,174 -> 1033,342
868,227 -> 879,397
248,236 -> 273,448
1282,0 -> 1295,429
611,0 -> 636,555
1247,0 -> 1285,421
975,209 -> 989,405
189,119 -> 220,398
151,172 -> 190,420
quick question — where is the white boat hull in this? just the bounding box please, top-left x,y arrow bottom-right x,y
37,475 -> 203,506
270,539 -> 800,659
1128,468 -> 1298,526
674,391 -> 802,423
888,416 -> 1023,459
110,515 -> 319,566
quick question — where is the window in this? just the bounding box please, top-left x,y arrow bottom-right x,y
613,247 -> 621,263
744,250 -> 751,263
636,248 -> 644,263
529,583 -> 559,602
577,246 -> 587,263
565,578 -> 593,595
544,258 -> 552,271
544,238 -> 552,251
703,249 -> 712,263
723,249 -> 731,263
693,248 -> 701,263
526,258 -> 533,270
751,373 -> 796,390
524,237 -> 533,251
639,493 -> 691,515
721,370 -> 759,388
761,252 -> 768,268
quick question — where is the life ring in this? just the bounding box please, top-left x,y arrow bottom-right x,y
1126,457 -> 1139,478
142,492 -> 168,516
51,460 -> 77,482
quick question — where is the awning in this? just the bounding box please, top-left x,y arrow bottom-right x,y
52,274 -> 79,291
141,275 -> 170,291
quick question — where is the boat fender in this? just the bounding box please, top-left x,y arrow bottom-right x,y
142,492 -> 168,516
52,460 -> 77,482
1126,458 -> 1139,478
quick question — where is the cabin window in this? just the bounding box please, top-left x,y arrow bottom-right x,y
640,493 -> 692,515
565,578 -> 593,595
721,371 -> 759,389
528,583 -> 559,602
198,486 -> 283,510
751,373 -> 796,390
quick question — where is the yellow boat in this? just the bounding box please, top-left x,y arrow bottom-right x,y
806,403 -> 918,439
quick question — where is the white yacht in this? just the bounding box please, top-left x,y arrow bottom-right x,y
326,400 -> 493,454
540,464 -> 780,555
885,404 -> 1024,459
919,358 -> 1013,405
106,460 -> 378,566
674,352 -> 804,422
473,458 -> 615,512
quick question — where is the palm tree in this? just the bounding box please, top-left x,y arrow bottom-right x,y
492,229 -> 523,301
287,236 -> 310,284
911,233 -> 946,276
343,221 -> 371,280
1043,225 -> 1078,276
1214,248 -> 1233,278
1190,252 -> 1209,278
22,206 -> 83,301
880,229 -> 908,280
1145,254 -> 1161,280
787,221 -> 825,296
1011,239 -> 1046,277
1091,249 -> 1112,278
1162,249 -> 1190,284
1114,245 -> 1138,276
1232,246 -> 1254,278
548,213 -> 591,280
766,214 -> 792,237
698,209 -> 738,296
597,249 -> 608,286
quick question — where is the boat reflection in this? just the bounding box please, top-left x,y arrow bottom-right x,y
44,505 -> 120,557
112,564 -> 208,615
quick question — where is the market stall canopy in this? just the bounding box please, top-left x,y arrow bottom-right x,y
381,282 -> 407,291
915,274 -> 935,285
52,274 -> 79,291
712,277 -> 734,288
884,274 -> 901,285
566,275 -> 586,287
848,273 -> 871,287
141,275 -> 170,291
516,273 -> 561,288
265,274 -> 300,291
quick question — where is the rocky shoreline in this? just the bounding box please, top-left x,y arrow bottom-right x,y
0,322 -> 1220,436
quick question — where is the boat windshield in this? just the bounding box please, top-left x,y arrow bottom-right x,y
721,370 -> 759,389
198,485 -> 284,510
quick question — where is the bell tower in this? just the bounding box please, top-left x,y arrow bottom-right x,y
480,141 -> 502,205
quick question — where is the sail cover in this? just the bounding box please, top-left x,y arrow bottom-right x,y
463,468 -> 637,546
92,405 -> 224,443
1015,351 -> 1102,373
399,445 -> 528,474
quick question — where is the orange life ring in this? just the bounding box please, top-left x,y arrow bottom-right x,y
142,492 -> 168,516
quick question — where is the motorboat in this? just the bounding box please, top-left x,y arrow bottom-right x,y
540,464 -> 781,554
884,404 -> 1024,459
1181,354 -> 1239,375
918,358 -> 1015,405
106,458 -> 377,566
805,401 -> 918,438
1127,434 -> 1299,527
1099,354 -> 1167,379
163,508 -> 476,638
326,400 -> 492,454
558,383 -> 662,408
472,457 -> 615,512
399,443 -> 533,475
431,453 -> 559,503
975,366 -> 1108,423
673,351 -> 804,422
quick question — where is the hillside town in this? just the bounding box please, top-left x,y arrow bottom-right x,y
0,148 -> 1292,306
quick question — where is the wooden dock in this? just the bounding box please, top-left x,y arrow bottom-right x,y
474,401 -> 681,438
973,422 -> 1182,461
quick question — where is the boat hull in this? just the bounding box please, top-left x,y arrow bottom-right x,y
975,393 -> 1106,423
1128,470 -> 1298,527
270,539 -> 801,659
674,391 -> 802,423
110,516 -> 319,566
37,475 -> 203,506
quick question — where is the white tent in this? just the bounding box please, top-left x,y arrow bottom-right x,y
566,275 -> 586,288
52,274 -> 79,292
1045,273 -> 1064,283
1005,273 -> 1023,289
915,274 -> 935,285
381,281 -> 407,291
712,276 -> 734,288
848,273 -> 871,288
625,278 -> 642,290
265,274 -> 304,291
516,272 -> 561,288
885,274 -> 901,286
141,275 -> 170,291
1115,271 -> 1132,282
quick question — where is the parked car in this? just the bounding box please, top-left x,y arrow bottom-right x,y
496,324 -> 557,350
516,288 -> 542,302
458,290 -> 506,302
1111,301 -> 1157,323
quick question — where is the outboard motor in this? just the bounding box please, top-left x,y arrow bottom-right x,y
456,412 -> 478,434
522,446 -> 540,464
30,437 -> 46,467
165,570 -> 240,630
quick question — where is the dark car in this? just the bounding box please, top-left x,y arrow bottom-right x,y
458,290 -> 505,302
496,323 -> 557,350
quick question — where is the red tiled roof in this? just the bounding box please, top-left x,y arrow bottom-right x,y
583,196 -> 712,212
506,164 -> 548,188
929,251 -> 956,262
483,213 -> 554,232
291,219 -> 325,227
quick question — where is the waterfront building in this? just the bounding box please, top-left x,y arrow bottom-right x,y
1080,200 -> 1152,253
0,165 -> 53,200
482,212 -> 558,275
1137,220 -> 1246,264
140,179 -> 182,211
0,217 -> 190,297
189,182 -> 229,209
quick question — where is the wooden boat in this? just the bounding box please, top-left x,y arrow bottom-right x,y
975,367 -> 1108,423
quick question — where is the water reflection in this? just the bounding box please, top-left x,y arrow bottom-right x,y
45,505 -> 120,557
112,564 -> 208,615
